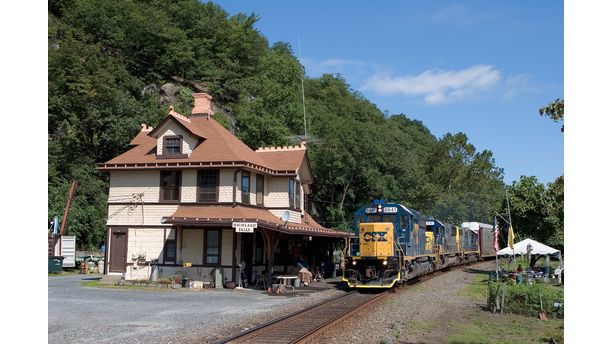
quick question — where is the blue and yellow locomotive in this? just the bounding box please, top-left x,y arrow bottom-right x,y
342,200 -> 491,289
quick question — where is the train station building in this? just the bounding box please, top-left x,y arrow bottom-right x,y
97,92 -> 347,284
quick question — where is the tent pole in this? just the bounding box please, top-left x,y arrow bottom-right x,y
495,254 -> 499,281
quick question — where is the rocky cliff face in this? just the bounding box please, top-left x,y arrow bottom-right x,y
141,82 -> 237,134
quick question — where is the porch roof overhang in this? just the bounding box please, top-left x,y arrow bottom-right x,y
161,205 -> 348,239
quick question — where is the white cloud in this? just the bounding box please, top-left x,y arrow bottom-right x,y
430,4 -> 501,26
361,64 -> 502,105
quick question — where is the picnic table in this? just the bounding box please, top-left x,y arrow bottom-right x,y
271,275 -> 298,293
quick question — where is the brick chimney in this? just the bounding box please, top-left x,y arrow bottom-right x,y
191,93 -> 214,118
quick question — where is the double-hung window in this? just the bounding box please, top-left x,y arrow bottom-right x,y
242,171 -> 250,203
197,170 -> 218,202
160,171 -> 181,202
256,174 -> 264,205
205,230 -> 220,264
295,180 -> 301,210
164,239 -> 176,263
163,136 -> 182,156
288,177 -> 295,208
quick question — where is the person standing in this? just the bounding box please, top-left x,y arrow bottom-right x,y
515,264 -> 524,285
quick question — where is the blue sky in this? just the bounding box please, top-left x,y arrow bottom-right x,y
212,1 -> 564,185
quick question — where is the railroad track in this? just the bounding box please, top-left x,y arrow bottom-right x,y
217,290 -> 388,344
217,260 -> 488,344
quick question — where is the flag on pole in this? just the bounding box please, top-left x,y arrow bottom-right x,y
508,225 -> 515,250
493,217 -> 499,252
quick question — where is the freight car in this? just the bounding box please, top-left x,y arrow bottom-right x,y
342,200 -> 497,289
461,222 -> 497,258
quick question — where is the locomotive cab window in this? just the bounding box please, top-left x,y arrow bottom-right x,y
382,215 -> 395,223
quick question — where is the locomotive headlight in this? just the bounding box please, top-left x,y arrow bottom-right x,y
382,260 -> 388,266
377,204 -> 382,213
352,260 -> 357,266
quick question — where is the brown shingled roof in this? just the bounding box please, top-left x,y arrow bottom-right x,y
129,128 -> 155,146
162,205 -> 347,238
102,96 -> 275,170
255,144 -> 307,172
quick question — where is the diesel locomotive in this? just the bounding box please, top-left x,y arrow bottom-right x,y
342,199 -> 497,289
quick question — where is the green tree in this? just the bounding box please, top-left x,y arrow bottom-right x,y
505,175 -> 563,249
539,98 -> 564,132
48,0 -> 510,246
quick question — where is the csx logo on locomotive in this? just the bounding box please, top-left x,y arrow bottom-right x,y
362,231 -> 388,242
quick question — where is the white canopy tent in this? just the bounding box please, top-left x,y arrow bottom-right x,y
495,238 -> 563,282
497,238 -> 560,257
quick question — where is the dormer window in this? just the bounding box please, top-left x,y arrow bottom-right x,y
163,136 -> 183,156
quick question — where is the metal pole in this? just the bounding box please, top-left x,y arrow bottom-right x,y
496,253 -> 499,281
505,187 -> 513,227
505,187 -> 514,266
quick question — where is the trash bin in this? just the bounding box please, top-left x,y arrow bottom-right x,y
48,256 -> 64,273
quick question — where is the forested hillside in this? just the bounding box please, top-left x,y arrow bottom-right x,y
49,0 -> 560,250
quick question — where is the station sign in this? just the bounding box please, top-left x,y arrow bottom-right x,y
232,222 -> 257,233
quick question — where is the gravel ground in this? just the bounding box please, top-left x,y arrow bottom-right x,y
48,274 -> 347,344
311,261 -> 497,344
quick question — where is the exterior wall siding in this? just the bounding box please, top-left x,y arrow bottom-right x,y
221,229 -> 233,266
269,209 -> 301,224
127,228 -> 165,262
109,171 -> 160,202
182,228 -> 204,265
155,124 -> 198,156
219,169 -> 236,202
106,204 -> 179,226
123,227 -> 166,280
182,169 -> 197,202
265,176 -> 289,208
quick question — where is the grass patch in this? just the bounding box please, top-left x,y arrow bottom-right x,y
48,268 -> 82,276
448,313 -> 563,344
80,280 -> 172,292
403,319 -> 434,334
451,264 -> 564,343
457,270 -> 490,301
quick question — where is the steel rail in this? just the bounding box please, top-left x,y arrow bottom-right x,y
217,259 -> 490,344
216,291 -> 387,344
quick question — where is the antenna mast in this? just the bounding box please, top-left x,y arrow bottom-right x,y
298,37 -> 307,137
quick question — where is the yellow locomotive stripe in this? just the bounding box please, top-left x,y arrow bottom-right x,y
342,271 -> 401,289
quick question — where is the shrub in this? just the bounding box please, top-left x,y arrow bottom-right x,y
488,282 -> 563,318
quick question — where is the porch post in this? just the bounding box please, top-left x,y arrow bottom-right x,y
263,228 -> 279,288
232,230 -> 237,283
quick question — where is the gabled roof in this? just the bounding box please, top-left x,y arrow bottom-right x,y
162,205 -> 347,238
99,93 -> 311,176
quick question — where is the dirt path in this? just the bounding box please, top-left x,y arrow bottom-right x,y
314,261 -> 497,344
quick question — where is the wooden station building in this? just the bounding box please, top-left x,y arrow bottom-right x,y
97,93 -> 347,285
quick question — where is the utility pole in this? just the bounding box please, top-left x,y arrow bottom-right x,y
60,180 -> 78,236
